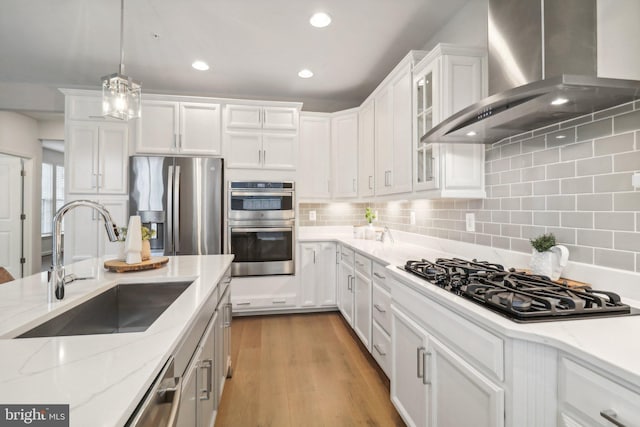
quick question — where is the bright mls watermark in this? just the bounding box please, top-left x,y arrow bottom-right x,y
0,405 -> 69,426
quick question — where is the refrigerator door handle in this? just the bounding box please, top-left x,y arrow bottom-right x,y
174,165 -> 181,253
167,165 -> 174,254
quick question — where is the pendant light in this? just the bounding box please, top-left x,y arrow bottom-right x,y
101,0 -> 141,120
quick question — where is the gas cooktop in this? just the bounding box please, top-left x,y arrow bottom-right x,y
399,258 -> 639,323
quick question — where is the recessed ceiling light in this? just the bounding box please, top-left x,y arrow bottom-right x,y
310,12 -> 332,28
192,61 -> 210,71
551,97 -> 568,106
466,131 -> 477,137
298,69 -> 314,79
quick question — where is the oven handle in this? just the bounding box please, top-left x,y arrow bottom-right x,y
230,227 -> 292,233
230,191 -> 293,197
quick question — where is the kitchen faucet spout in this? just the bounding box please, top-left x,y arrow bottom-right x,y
49,200 -> 120,302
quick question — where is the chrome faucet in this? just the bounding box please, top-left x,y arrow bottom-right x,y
49,200 -> 120,302
383,226 -> 395,244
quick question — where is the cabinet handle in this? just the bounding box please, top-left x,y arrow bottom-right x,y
258,149 -> 262,164
199,359 -> 212,400
347,275 -> 352,291
91,173 -> 98,189
173,134 -> 178,150
98,173 -> 103,189
373,272 -> 386,280
272,299 -> 287,304
352,178 -> 356,192
368,175 -> 373,190
224,303 -> 232,327
374,303 -> 386,313
416,347 -> 425,379
423,351 -> 432,385
236,302 -> 251,306
373,344 -> 386,356
263,150 -> 266,164
600,409 -> 627,427
158,375 -> 182,427
313,250 -> 316,264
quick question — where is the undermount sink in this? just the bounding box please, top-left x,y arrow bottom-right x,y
17,281 -> 193,338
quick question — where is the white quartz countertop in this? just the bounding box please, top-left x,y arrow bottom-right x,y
298,226 -> 640,388
0,255 -> 234,427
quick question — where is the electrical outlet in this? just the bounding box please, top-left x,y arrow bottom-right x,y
309,210 -> 316,221
410,211 -> 416,225
632,172 -> 640,189
465,213 -> 475,232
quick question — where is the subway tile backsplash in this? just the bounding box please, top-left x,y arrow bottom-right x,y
299,101 -> 640,273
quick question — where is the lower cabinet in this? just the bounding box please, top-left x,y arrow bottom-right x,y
354,253 -> 372,351
298,242 -> 338,307
337,246 -> 355,326
391,306 -> 504,427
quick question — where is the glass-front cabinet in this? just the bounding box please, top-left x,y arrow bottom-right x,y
413,61 -> 439,191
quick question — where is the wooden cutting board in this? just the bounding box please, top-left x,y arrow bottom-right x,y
516,269 -> 591,289
104,256 -> 169,273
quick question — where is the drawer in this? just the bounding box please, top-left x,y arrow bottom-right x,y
340,245 -> 354,266
372,283 -> 392,334
392,276 -> 504,381
371,321 -> 391,378
355,253 -> 372,277
232,294 -> 297,310
372,262 -> 390,291
559,357 -> 640,427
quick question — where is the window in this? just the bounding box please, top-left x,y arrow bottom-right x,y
41,162 -> 64,235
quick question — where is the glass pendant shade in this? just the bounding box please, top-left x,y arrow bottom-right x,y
102,73 -> 141,120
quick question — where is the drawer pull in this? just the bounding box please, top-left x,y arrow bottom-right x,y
272,299 -> 287,304
373,272 -> 386,280
374,304 -> 386,313
236,302 -> 251,306
373,344 -> 386,356
416,347 -> 425,379
423,351 -> 432,385
600,409 -> 626,427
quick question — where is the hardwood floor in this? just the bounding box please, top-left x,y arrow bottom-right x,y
215,312 -> 405,427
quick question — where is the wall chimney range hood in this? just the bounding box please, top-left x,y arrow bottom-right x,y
422,0 -> 640,145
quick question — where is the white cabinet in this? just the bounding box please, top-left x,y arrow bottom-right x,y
558,356 -> 640,427
298,242 -> 338,307
413,44 -> 487,197
375,51 -> 426,196
331,109 -> 359,198
66,121 -> 128,195
224,104 -> 300,170
354,253 -> 372,351
137,100 -> 221,155
371,263 -> 392,378
298,113 -> 331,200
391,306 -> 504,427
63,197 -> 128,263
358,99 -> 375,197
337,246 -> 355,325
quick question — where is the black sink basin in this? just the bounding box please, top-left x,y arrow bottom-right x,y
17,281 -> 193,338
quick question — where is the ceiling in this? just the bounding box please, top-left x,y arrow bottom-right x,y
0,0 -> 472,113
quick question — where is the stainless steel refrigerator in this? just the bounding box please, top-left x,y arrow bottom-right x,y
129,156 -> 223,256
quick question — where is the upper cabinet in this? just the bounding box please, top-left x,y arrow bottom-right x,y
136,100 -> 221,155
413,44 -> 487,198
298,113 -> 332,200
331,109 -> 359,199
358,99 -> 375,198
224,103 -> 301,170
374,51 -> 426,196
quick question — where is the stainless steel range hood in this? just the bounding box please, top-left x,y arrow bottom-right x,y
421,0 -> 640,145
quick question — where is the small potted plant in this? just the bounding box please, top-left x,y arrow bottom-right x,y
529,233 -> 569,280
140,226 -> 156,261
364,207 -> 377,240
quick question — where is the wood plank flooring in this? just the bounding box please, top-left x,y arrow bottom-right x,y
215,312 -> 405,427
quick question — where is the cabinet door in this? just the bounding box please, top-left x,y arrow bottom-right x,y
179,102 -> 221,155
176,346 -> 201,427
225,105 -> 262,129
98,198 -> 128,258
331,112 -> 358,198
391,306 -> 429,427
137,101 -> 179,154
199,312 -> 217,427
225,132 -> 262,169
263,107 -> 298,130
415,143 -> 439,191
429,336 -> 504,427
317,243 -> 337,306
338,262 -> 354,326
374,87 -> 393,195
63,198 -> 99,263
391,63 -> 413,194
220,286 -> 231,398
98,124 -> 128,194
298,114 -> 331,199
67,123 -> 99,194
442,143 -> 484,191
354,270 -> 372,351
299,243 -> 317,307
358,100 -> 375,197
262,133 -> 296,170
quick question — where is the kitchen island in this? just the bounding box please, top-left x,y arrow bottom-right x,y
0,254 -> 234,427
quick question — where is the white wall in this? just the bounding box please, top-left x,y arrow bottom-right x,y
422,0 -> 488,51
38,118 -> 65,140
597,0 -> 640,80
0,111 -> 42,274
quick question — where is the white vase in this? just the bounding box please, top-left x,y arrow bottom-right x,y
365,223 -> 376,240
530,245 -> 569,281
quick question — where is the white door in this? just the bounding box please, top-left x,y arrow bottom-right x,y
338,261 -> 354,326
199,312 -> 217,427
65,199 -> 99,262
0,154 -> 23,278
391,63 -> 413,194
298,114 -> 331,199
179,102 -> 221,155
226,132 -> 262,169
176,345 -> 201,427
98,199 -> 128,259
375,87 -> 393,195
98,124 -> 128,194
317,243 -> 337,306
331,112 -> 358,198
225,105 -> 262,129
429,335 -> 504,427
263,107 -> 298,130
391,306 -> 429,427
262,133 -> 296,170
299,243 -> 317,307
138,101 -> 179,153
354,270 -> 372,350
358,100 -> 375,197
67,123 -> 99,194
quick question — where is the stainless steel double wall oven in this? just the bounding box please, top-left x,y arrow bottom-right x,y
227,182 -> 295,277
